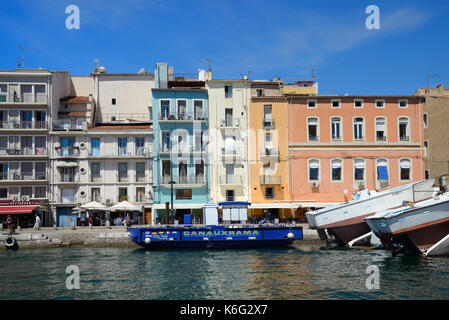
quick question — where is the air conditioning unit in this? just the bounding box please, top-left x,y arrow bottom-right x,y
311,182 -> 319,188
13,197 -> 19,201
21,195 -> 30,201
79,142 -> 86,150
80,167 -> 86,174
106,199 -> 112,206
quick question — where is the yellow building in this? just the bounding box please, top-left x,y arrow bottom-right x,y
248,81 -> 297,222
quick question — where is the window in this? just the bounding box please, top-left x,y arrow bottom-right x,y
178,160 -> 188,184
91,137 -> 100,156
331,99 -> 340,108
308,118 -> 319,141
307,99 -> 317,108
161,160 -> 171,184
35,163 -> 46,180
112,98 -> 116,105
225,85 -> 232,98
136,187 -> 146,202
34,186 -> 46,198
160,100 -> 170,119
354,99 -> 363,108
91,188 -> 101,202
21,187 -> 32,199
331,159 -> 342,181
423,113 -> 428,128
264,105 -> 272,120
265,187 -> 274,199
226,190 -> 235,201
331,117 -> 342,140
424,140 -> 428,158
177,100 -> 187,119
399,117 -> 409,141
135,137 -> 145,155
399,99 -> 408,108
194,131 -> 204,151
400,159 -> 411,180
0,85 -> 7,102
195,160 -> 205,183
0,163 -> 8,180
60,137 -> 75,156
118,187 -> 128,201
161,131 -> 171,152
194,100 -> 204,120
425,170 -> 430,179
118,137 -> 127,155
35,136 -> 46,155
375,99 -> 385,108
60,167 -> 75,182
118,163 -> 128,182
256,89 -> 263,97
0,188 -> 7,198
176,189 -> 192,200
377,159 -> 389,182
375,117 -> 387,141
91,162 -> 101,182
136,162 -> 145,182
308,159 -> 319,181
353,117 -> 364,140
354,159 -> 365,181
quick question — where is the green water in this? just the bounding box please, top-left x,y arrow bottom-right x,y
0,243 -> 448,299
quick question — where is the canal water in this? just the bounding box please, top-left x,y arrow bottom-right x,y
0,243 -> 448,300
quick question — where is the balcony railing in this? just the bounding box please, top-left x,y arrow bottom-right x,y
53,120 -> 87,131
260,175 -> 282,185
135,173 -> 146,183
0,171 -> 46,181
1,93 -> 48,104
160,175 -> 205,185
60,173 -> 78,183
91,173 -> 102,183
219,175 -> 243,185
135,195 -> 147,202
399,136 -> 410,142
308,136 -> 320,141
55,148 -> 80,157
0,120 -> 47,129
118,173 -> 129,182
262,118 -> 275,129
221,148 -> 241,157
159,111 -> 206,121
219,118 -> 240,128
376,136 -> 387,142
260,147 -> 279,157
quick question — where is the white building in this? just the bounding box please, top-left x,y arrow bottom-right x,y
206,79 -> 251,203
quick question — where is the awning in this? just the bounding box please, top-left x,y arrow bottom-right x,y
56,161 -> 79,167
249,203 -> 300,209
152,204 -> 204,210
377,166 -> 389,180
0,205 -> 39,215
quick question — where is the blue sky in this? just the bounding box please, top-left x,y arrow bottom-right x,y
1,0 -> 448,95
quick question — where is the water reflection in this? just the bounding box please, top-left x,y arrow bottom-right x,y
0,244 -> 448,300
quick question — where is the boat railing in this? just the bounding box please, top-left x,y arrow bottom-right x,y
132,223 -> 299,229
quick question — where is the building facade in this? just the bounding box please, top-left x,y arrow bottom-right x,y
152,63 -> 210,224
288,95 -> 426,213
414,85 -> 449,178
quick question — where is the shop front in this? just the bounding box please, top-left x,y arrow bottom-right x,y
0,200 -> 42,228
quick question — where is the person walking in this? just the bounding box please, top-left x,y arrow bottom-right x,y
35,214 -> 41,228
6,215 -> 15,234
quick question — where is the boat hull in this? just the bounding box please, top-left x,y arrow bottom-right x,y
366,196 -> 449,255
129,225 -> 303,249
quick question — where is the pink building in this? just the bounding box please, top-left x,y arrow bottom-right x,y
287,95 -> 425,209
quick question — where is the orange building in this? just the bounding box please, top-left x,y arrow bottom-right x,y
248,81 -> 296,222
287,95 -> 426,212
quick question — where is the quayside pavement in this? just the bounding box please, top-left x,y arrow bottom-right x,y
1,224 -> 321,249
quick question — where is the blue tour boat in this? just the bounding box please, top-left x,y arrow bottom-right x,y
129,201 -> 303,248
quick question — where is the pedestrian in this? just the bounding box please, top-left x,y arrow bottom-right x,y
6,215 -> 15,234
35,214 -> 41,228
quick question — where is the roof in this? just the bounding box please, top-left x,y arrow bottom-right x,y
285,94 -> 421,99
60,96 -> 90,104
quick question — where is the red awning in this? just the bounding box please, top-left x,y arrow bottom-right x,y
0,205 -> 39,215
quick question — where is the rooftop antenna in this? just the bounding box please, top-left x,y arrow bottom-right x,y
247,70 -> 251,80
427,73 -> 440,89
205,57 -> 213,71
18,45 -> 29,68
94,58 -> 100,73
311,68 -> 316,81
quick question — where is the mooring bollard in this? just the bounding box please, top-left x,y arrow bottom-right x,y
53,224 -> 57,231
105,220 -> 110,229
16,226 -> 21,232
89,223 -> 93,230
71,221 -> 76,230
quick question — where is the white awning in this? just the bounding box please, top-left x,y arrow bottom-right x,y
249,203 -> 300,209
56,161 -> 79,167
295,202 -> 340,208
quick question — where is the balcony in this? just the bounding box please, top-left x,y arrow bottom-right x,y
0,120 -> 47,130
159,111 -> 206,122
259,147 -> 279,163
221,148 -> 241,159
160,175 -> 206,185
59,173 -> 78,183
0,147 -> 47,156
0,93 -> 48,104
55,148 -> 79,157
260,175 -> 282,185
399,136 -> 410,142
91,173 -> 102,183
376,136 -> 387,142
53,120 -> 87,131
219,118 -> 240,129
118,173 -> 129,182
135,195 -> 147,202
135,173 -> 147,183
262,118 -> 275,129
0,171 -> 46,181
219,175 -> 243,185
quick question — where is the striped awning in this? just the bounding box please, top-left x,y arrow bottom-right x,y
0,205 -> 39,215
